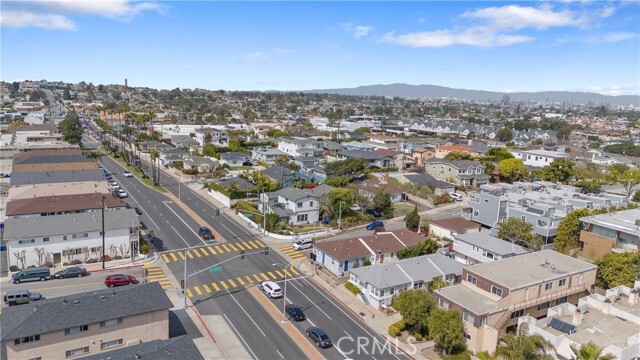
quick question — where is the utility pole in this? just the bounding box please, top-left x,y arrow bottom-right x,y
101,195 -> 106,270
338,201 -> 343,231
183,248 -> 188,308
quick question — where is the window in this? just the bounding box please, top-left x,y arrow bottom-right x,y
558,278 -> 567,287
462,312 -> 475,324
65,325 -> 88,335
100,318 -> 122,328
438,298 -> 449,309
467,274 -> 477,285
480,318 -> 487,326
43,237 -> 49,242
72,233 -> 88,239
297,202 -> 303,208
63,235 -> 67,241
464,332 -> 472,340
29,358 -> 42,360
491,286 -> 503,297
297,214 -> 308,222
537,219 -> 548,227
484,199 -> 489,203
537,302 -> 550,311
544,282 -> 553,291
556,296 -> 568,305
473,210 -> 479,216
592,225 -> 616,239
91,246 -> 102,253
15,335 -> 40,345
511,309 -> 525,319
390,288 -> 395,295
66,347 -> 89,358
521,215 -> 526,222
101,339 -> 123,350
309,201 -> 314,207
18,239 -> 35,244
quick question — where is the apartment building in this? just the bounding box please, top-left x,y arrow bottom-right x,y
434,250 -> 597,354
277,137 -> 324,158
259,187 -> 319,226
453,233 -> 528,265
519,281 -> 640,360
509,149 -> 568,168
6,193 -> 126,219
579,208 -> 640,260
8,181 -> 111,200
1,283 -> 173,360
365,134 -> 401,151
425,158 -> 490,187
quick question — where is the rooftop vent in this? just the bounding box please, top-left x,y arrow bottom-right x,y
73,300 -> 80,305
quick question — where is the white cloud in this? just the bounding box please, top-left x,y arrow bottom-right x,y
601,32 -> 638,43
1,0 -> 162,30
462,4 -> 584,30
354,25 -> 373,39
380,27 -> 534,47
243,52 -> 266,62
274,48 -> 295,55
599,6 -> 616,18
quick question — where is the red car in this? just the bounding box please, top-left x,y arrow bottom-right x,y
104,274 -> 138,288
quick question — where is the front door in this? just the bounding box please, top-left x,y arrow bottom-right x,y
343,261 -> 348,272
53,253 -> 61,265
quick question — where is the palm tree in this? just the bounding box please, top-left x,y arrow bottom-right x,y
495,332 -> 553,360
571,342 -> 615,360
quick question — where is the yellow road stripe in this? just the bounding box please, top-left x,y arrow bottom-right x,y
186,289 -> 193,298
207,246 -> 217,255
222,244 -> 231,252
279,246 -> 290,251
245,275 -> 253,283
237,277 -> 245,285
275,270 -> 285,278
162,254 -> 170,263
194,286 -> 202,295
241,241 -> 253,250
178,252 -> 185,260
212,283 -> 220,291
215,245 -> 223,253
170,253 -> 178,262
236,243 -> 245,251
228,243 -> 238,251
267,272 -> 277,280
255,240 -> 266,247
203,284 -> 212,293
193,248 -> 202,257
220,280 -> 229,289
187,251 -> 194,259
260,273 -> 269,281
290,267 -> 299,275
253,274 -> 262,282
228,279 -> 237,287
290,254 -> 306,260
200,247 -> 209,256
285,270 -> 293,277
248,240 -> 259,249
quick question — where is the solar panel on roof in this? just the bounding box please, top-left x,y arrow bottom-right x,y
548,317 -> 576,335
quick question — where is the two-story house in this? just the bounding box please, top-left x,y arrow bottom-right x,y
365,134 -> 401,151
251,146 -> 288,163
277,137 -> 324,158
425,158 -> 490,187
194,128 -> 228,147
433,250 -> 597,354
259,187 -> 319,226
335,150 -> 393,169
219,151 -> 250,167
509,149 -> 567,168
453,233 -> 528,265
579,208 -> 640,260
434,144 -> 481,159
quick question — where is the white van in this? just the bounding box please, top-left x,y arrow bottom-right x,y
261,281 -> 283,298
449,193 -> 463,202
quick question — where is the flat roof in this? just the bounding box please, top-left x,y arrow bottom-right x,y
552,309 -> 637,349
436,284 -> 498,315
6,193 -> 126,216
580,208 -> 640,235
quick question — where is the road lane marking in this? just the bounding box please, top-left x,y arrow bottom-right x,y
223,314 -> 259,360
287,281 -> 332,320
289,266 -> 299,275
245,275 -> 253,283
259,273 -> 269,281
203,284 -> 211,293
193,248 -> 202,257
215,245 -> 223,253
275,270 -> 285,278
162,254 -> 170,263
187,251 -> 194,259
169,253 -> 178,262
267,272 -> 277,280
207,246 -> 217,255
178,252 -> 185,261
235,242 -> 246,250
248,241 -> 259,249
170,225 -> 191,248
227,243 -> 238,251
200,247 -> 209,256
228,279 -> 237,288
255,240 -> 266,247
186,289 -> 193,298
212,283 -> 220,291
194,286 -> 202,295
226,290 -> 266,337
163,201 -> 206,245
253,274 -> 263,282
236,277 -> 245,285
220,280 -> 229,289
222,244 -> 231,252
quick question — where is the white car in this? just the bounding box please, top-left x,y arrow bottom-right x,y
123,171 -> 133,178
292,239 -> 313,251
117,189 -> 128,198
110,181 -> 120,189
350,204 -> 361,211
449,193 -> 463,202
261,281 -> 283,298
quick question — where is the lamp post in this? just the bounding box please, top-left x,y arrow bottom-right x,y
273,262 -> 289,323
183,248 -> 188,308
101,195 -> 106,270
338,201 -> 345,231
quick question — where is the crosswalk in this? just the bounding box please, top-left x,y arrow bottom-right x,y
185,266 -> 301,298
279,246 -> 307,261
161,240 -> 268,263
144,264 -> 172,290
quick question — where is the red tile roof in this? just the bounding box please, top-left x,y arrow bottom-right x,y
313,230 -> 426,260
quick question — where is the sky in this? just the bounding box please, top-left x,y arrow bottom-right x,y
2,1 -> 639,95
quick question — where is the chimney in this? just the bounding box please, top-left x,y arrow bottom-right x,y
628,290 -> 638,305
571,308 -> 583,325
602,299 -> 612,315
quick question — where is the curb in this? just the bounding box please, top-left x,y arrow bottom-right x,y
188,305 -> 218,344
88,263 -> 144,273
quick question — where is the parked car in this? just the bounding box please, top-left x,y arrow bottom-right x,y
134,207 -> 142,216
261,281 -> 283,298
117,189 -> 128,198
449,193 -> 463,202
221,174 -> 235,181
292,238 -> 313,251
198,226 -> 214,240
54,267 -> 88,279
366,208 -> 382,218
286,304 -> 306,321
12,267 -> 51,284
104,274 -> 138,287
366,221 -> 384,231
110,181 -> 120,189
350,204 -> 361,211
306,327 -> 332,348
123,171 -> 133,178
4,290 -> 44,306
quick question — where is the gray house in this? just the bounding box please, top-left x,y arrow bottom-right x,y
453,233 -> 528,265
336,150 -> 393,168
259,187 -> 319,226
404,173 -> 456,195
425,158 -> 490,187
220,151 -> 250,167
251,146 -> 288,163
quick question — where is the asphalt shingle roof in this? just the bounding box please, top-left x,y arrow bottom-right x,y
274,187 -> 317,202
454,233 -> 528,256
10,169 -> 105,185
81,335 -> 204,360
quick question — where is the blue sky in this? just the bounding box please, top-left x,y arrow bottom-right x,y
2,1 -> 639,95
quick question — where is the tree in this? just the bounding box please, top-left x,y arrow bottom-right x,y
428,308 -> 465,355
498,158 -> 528,183
609,168 -> 640,197
542,158 -> 576,184
485,147 -> 514,161
428,277 -> 448,292
420,217 -> 431,234
496,127 -> 513,142
553,208 -> 591,255
63,85 -> 72,100
372,190 -> 394,218
444,151 -> 472,160
632,190 -> 640,202
325,158 -> 367,178
404,205 -> 420,229
390,289 -> 435,334
595,252 -> 640,289
323,189 -> 354,220
353,127 -> 370,133
495,332 -> 553,360
397,239 -> 438,259
573,179 -> 602,194
571,342 -> 616,360
556,126 -> 572,143
58,111 -> 83,145
497,218 -> 540,250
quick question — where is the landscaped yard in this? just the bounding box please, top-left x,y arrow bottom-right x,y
393,202 -> 417,218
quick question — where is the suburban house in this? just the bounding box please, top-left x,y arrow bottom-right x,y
194,127 -> 228,147
509,149 -> 568,168
349,254 -> 464,308
158,148 -> 190,166
259,187 -> 319,226
453,232 -> 528,265
218,177 -> 255,192
365,134 -> 401,151
403,173 -> 456,195
219,151 -> 250,167
434,250 -> 597,354
336,150 -> 394,169
5,193 -> 127,219
261,165 -> 299,187
312,230 -> 427,277
434,144 -> 482,159
277,137 -> 324,158
359,183 -> 404,203
3,208 -> 139,268
519,280 -> 640,360
411,148 -> 435,167
170,135 -> 200,150
251,146 -> 288,163
579,208 -> 640,260
1,283 -> 173,360
425,158 -> 490,187
429,217 -> 481,239
182,156 -> 217,173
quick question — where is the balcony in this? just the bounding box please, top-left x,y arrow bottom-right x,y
511,285 -> 587,311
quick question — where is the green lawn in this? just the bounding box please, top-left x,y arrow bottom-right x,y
99,148 -> 167,193
393,203 -> 416,218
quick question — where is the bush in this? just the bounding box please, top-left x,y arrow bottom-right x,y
113,256 -> 123,260
101,255 -> 111,262
9,265 -> 18,272
412,333 -> 424,341
443,350 -> 471,360
43,261 -> 53,268
86,259 -> 98,264
345,282 -> 361,295
63,262 -> 70,266
476,351 -> 494,360
71,259 -> 83,265
388,319 -> 406,337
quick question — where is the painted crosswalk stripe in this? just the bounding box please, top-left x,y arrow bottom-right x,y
162,254 -> 170,263
245,275 -> 253,283
279,246 -> 289,251
220,280 -> 229,289
248,240 -> 259,249
241,241 -> 253,249
285,270 -> 293,277
170,253 -> 178,262
222,244 -> 231,252
253,274 -> 262,282
259,273 -> 269,281
200,247 -> 209,256
193,248 -> 202,257
275,270 -> 285,278
228,279 -> 237,287
178,252 -> 186,261
207,246 -> 217,255
187,251 -> 194,259
202,284 -> 211,293
186,289 -> 193,298
212,283 -> 220,292
227,243 -> 238,251
236,242 -> 246,251
194,286 -> 203,295
267,272 -> 277,280
215,245 -> 223,253
236,277 -> 245,285
291,254 -> 306,260
255,240 -> 267,247
290,267 -> 299,275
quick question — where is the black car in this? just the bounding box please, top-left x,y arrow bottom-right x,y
286,304 -> 306,321
134,207 -> 142,216
306,327 -> 332,348
366,208 -> 382,218
54,267 -> 88,279
198,226 -> 214,240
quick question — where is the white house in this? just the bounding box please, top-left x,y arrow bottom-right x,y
510,149 -> 568,168
259,187 -> 319,226
277,137 -> 324,158
3,209 -> 139,268
251,146 -> 288,163
453,232 -> 528,265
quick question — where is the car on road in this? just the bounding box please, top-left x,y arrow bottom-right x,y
4,290 -> 45,306
306,327 -> 332,348
54,267 -> 88,279
286,304 -> 306,321
260,281 -> 283,298
198,226 -> 214,240
366,221 -> 384,230
350,204 -> 362,211
12,267 -> 51,284
366,208 -> 382,218
110,181 -> 120,189
292,238 -> 313,251
134,207 -> 142,216
104,274 -> 138,288
220,174 -> 235,181
449,193 -> 463,202
123,171 -> 133,178
117,189 -> 128,198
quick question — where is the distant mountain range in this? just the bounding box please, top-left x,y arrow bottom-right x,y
303,83 -> 640,106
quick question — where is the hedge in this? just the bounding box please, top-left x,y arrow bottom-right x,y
345,282 -> 361,295
235,200 -> 264,225
388,319 -> 406,337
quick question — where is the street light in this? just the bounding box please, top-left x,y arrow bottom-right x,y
338,201 -> 345,231
273,262 -> 289,323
